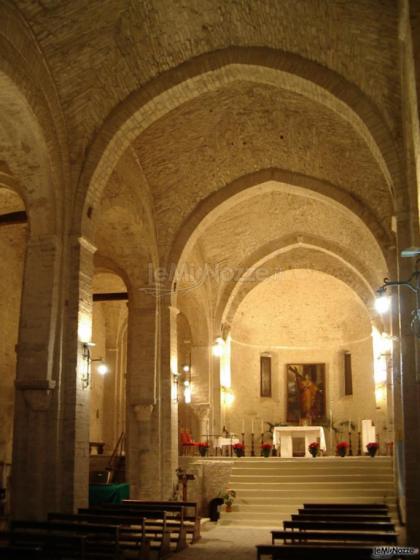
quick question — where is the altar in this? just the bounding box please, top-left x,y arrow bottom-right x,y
273,426 -> 326,457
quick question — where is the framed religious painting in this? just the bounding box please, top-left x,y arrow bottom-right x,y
286,363 -> 326,424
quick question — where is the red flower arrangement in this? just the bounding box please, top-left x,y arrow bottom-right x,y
233,443 -> 245,450
198,441 -> 209,447
366,442 -> 379,450
309,442 -> 320,450
336,441 -> 349,457
261,443 -> 272,450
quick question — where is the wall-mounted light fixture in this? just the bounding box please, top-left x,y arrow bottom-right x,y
81,342 -> 94,389
182,353 -> 192,404
81,342 -> 108,389
172,371 -> 180,403
375,258 -> 420,337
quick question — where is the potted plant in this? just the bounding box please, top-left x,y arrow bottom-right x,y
366,441 -> 379,457
233,442 -> 245,458
308,441 -> 319,458
219,489 -> 236,512
261,442 -> 272,458
198,442 -> 209,457
336,441 -> 349,457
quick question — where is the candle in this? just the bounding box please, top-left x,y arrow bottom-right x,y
241,418 -> 245,433
261,419 -> 264,434
251,418 -> 254,433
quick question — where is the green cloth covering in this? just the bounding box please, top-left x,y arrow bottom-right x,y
89,483 -> 129,505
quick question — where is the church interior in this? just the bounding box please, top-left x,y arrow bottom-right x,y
1,0 -> 420,557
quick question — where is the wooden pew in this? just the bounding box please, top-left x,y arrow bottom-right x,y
256,543 -> 382,560
271,529 -> 398,544
122,500 -> 201,542
282,519 -> 395,532
50,511 -> 169,558
79,506 -> 186,553
301,507 -> 390,516
292,513 -> 392,522
0,533 -> 86,559
84,504 -> 189,549
303,503 -> 388,510
9,520 -> 120,559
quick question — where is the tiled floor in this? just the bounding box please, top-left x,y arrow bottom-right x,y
175,524 -> 271,559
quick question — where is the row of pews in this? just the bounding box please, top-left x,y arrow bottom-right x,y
256,503 -> 398,559
0,499 -> 200,559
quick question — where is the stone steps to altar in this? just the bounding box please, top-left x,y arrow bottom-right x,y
219,456 -> 396,528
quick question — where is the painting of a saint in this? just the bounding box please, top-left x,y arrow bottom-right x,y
287,364 -> 325,423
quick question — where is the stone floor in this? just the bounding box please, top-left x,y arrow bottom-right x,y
175,524 -> 271,559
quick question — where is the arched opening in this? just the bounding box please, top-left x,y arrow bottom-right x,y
0,187 -> 28,507
227,269 -> 391,456
89,271 -> 128,469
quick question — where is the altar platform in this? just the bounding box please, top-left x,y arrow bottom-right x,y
178,456 -> 396,528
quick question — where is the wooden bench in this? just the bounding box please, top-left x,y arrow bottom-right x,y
79,507 -> 187,553
50,511 -> 173,557
88,503 -> 191,545
292,513 -> 392,522
0,532 -> 86,559
282,519 -> 395,532
301,507 -> 390,516
256,543 -> 382,560
270,529 -> 398,544
9,520 -> 120,559
122,500 -> 201,542
303,503 -> 388,510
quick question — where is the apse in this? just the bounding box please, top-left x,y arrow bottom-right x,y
227,269 -> 387,453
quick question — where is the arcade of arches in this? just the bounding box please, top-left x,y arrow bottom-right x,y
0,0 -> 420,546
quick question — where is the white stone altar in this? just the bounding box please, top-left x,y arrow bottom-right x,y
215,436 -> 240,449
273,426 -> 327,457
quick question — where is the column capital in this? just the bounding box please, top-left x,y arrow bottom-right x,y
132,403 -> 154,423
15,379 -> 56,411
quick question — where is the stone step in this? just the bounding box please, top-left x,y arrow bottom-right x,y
236,489 -> 395,498
230,502 -> 396,511
231,479 -> 394,491
231,474 -> 393,482
224,456 -> 396,528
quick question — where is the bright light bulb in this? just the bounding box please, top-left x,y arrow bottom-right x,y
97,363 -> 109,375
212,337 -> 225,357
182,364 -> 190,372
375,294 -> 390,314
183,380 -> 192,404
224,391 -> 235,406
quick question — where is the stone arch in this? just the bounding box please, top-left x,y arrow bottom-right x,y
75,47 -> 400,239
215,234 -> 384,329
91,265 -> 129,453
220,245 -> 378,330
0,1 -> 67,235
169,171 -> 393,289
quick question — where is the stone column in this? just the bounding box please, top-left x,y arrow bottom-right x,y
59,236 -> 96,513
397,220 -> 420,544
159,298 -> 179,498
103,347 -> 118,451
397,1 -> 420,544
126,293 -> 159,499
11,234 -> 61,519
191,404 -> 211,441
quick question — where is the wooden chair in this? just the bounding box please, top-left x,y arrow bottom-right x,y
180,430 -> 199,455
